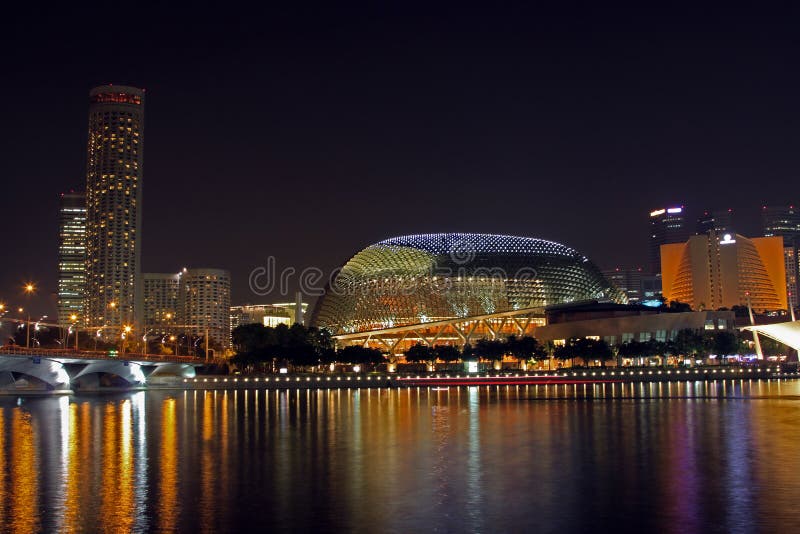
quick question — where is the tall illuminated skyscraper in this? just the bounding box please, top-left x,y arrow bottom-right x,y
762,205 -> 800,309
648,206 -> 690,274
84,85 -> 145,333
57,191 -> 86,326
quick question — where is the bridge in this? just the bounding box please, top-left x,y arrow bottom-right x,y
0,347 -> 203,394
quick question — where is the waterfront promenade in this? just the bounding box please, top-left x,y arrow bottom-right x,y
171,364 -> 798,390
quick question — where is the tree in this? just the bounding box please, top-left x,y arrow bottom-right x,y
506,335 -> 547,368
672,329 -> 704,361
587,339 -> 614,367
231,323 -> 335,372
712,331 -> 738,364
405,343 -> 435,364
667,301 -> 693,313
553,340 -> 578,368
337,346 -> 385,368
474,338 -> 506,362
434,345 -> 461,363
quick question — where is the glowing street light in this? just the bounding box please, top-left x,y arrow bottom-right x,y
69,314 -> 79,351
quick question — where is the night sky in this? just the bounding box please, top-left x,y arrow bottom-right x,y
2,4 -> 799,315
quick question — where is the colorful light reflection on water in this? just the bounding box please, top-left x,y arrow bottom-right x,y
0,380 -> 799,532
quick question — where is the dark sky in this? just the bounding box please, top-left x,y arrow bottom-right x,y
2,4 -> 799,315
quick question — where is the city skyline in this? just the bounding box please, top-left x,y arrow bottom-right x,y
2,5 -> 799,316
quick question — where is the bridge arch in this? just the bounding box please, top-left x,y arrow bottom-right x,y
70,361 -> 146,389
0,357 -> 71,391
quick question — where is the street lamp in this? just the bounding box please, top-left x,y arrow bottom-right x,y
70,314 -> 79,351
22,282 -> 35,349
122,324 -> 132,355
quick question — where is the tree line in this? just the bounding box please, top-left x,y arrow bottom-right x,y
231,323 -> 790,372
231,323 -> 384,372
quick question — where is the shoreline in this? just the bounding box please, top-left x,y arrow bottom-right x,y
1,366 -> 796,395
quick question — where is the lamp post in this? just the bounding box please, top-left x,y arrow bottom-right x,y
23,282 -> 35,349
122,324 -> 132,355
70,314 -> 79,351
18,307 -> 31,349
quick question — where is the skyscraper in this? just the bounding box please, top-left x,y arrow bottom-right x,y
84,85 -> 144,334
762,205 -> 800,309
649,206 -> 690,274
142,273 -> 180,335
697,208 -> 734,236
57,191 -> 86,326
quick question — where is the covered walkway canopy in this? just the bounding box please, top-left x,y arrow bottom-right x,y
742,321 -> 800,351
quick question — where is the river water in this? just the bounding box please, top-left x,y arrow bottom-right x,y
1,380 -> 799,533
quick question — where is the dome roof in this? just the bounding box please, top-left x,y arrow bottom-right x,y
311,233 -> 625,334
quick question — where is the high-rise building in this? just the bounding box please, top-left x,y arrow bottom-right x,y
142,273 -> 180,335
602,267 -> 645,303
784,247 -> 798,310
649,206 -> 690,274
661,232 -> 787,312
697,208 -> 734,236
84,85 -> 145,334
762,205 -> 800,244
57,191 -> 87,326
762,205 -> 800,309
602,267 -> 663,305
181,268 -> 231,348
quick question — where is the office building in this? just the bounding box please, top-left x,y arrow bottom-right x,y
84,85 -> 145,333
762,205 -> 800,244
762,205 -> 800,308
181,268 -> 231,348
142,273 -> 180,335
697,208 -> 734,235
649,206 -> 690,274
661,232 -> 786,312
57,191 -> 87,326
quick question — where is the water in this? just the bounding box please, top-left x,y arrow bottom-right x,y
1,380 -> 800,533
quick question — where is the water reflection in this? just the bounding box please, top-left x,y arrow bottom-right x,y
0,380 -> 798,531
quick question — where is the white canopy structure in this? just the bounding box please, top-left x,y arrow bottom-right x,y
741,321 -> 800,351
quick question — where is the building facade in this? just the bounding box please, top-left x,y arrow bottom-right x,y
661,232 -> 787,312
697,208 -> 734,236
84,85 -> 145,333
535,302 -> 736,352
57,191 -> 87,326
142,273 -> 180,335
649,206 -> 691,274
230,304 -> 292,331
181,268 -> 231,348
602,267 -> 663,305
762,205 -> 800,309
762,205 -> 800,243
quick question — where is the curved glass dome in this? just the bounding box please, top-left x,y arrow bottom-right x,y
311,233 -> 626,334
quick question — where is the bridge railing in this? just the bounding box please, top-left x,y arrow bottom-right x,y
0,345 -> 204,364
